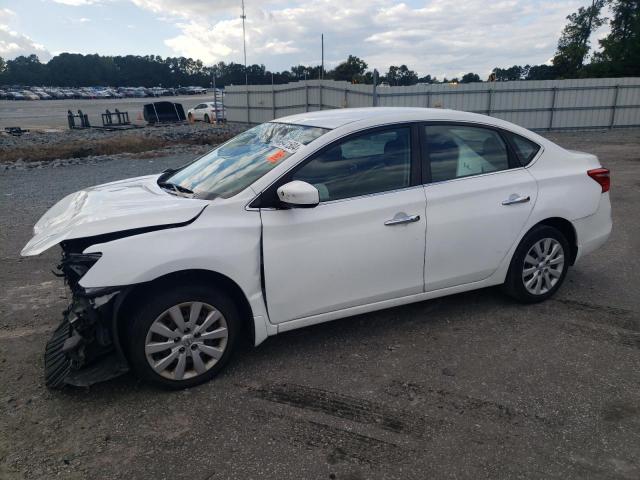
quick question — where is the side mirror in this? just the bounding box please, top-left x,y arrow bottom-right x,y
277,180 -> 319,208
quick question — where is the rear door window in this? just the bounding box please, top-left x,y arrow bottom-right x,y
424,124 -> 511,183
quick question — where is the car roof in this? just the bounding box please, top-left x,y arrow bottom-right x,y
276,107 -> 503,130
274,107 -> 550,146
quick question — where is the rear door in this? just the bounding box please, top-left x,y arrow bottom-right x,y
421,123 -> 538,291
260,125 -> 427,323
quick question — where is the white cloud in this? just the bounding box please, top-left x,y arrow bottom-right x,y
0,9 -> 51,61
52,0 -> 101,5
129,0 -> 586,78
0,25 -> 52,61
2,0 -> 604,77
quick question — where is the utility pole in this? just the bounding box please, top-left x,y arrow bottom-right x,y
241,0 -> 249,122
319,34 -> 324,110
321,33 -> 324,81
241,0 -> 248,87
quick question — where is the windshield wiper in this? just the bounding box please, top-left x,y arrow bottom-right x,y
158,181 -> 194,197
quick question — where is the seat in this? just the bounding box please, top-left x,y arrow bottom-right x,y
480,136 -> 507,171
427,135 -> 459,182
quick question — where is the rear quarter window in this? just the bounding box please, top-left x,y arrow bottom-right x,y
506,132 -> 541,166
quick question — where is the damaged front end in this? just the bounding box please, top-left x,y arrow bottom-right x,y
45,243 -> 129,388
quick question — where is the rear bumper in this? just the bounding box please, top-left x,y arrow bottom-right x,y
573,193 -> 612,263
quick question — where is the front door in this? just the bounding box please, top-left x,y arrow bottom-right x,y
260,125 -> 427,323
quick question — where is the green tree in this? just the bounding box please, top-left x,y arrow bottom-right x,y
330,55 -> 368,82
526,64 -> 557,80
552,0 -> 607,77
592,0 -> 640,76
5,54 -> 47,84
417,74 -> 434,84
491,65 -> 525,81
385,65 -> 418,86
460,72 -> 481,83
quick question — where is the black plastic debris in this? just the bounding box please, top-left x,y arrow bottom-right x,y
143,101 -> 186,124
5,126 -> 30,136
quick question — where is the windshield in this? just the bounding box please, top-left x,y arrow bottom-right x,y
167,122 -> 329,199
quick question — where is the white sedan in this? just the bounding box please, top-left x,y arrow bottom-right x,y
22,108 -> 612,389
187,102 -> 226,123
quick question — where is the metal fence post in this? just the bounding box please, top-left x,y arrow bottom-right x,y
426,90 -> 431,108
344,88 -> 348,108
487,88 -> 493,116
246,87 -> 250,124
305,82 -> 309,112
272,84 -> 276,120
372,69 -> 378,107
548,87 -> 557,130
609,84 -> 619,129
319,81 -> 323,110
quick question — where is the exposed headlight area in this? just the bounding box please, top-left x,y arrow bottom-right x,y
57,251 -> 102,291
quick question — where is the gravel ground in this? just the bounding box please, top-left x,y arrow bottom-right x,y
0,129 -> 639,480
0,122 -> 247,164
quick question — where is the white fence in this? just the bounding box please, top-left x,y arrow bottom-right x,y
223,77 -> 640,131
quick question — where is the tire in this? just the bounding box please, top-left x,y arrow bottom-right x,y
188,113 -> 194,123
204,114 -> 210,124
126,284 -> 239,389
503,225 -> 570,303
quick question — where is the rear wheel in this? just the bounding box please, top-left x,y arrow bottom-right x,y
188,113 -> 194,123
503,225 -> 569,303
127,284 -> 239,389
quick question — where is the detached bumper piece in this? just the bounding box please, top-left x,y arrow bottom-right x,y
45,295 -> 129,389
44,321 -> 73,388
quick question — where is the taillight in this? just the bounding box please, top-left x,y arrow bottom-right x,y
587,168 -> 610,193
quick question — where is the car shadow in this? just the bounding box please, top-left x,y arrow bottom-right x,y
57,286 -> 515,399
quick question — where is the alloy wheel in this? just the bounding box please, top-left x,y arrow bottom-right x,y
144,302 -> 228,381
522,238 -> 565,295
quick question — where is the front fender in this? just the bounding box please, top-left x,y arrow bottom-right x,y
79,204 -> 269,328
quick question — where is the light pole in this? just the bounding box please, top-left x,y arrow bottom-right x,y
241,0 -> 249,122
241,0 -> 248,87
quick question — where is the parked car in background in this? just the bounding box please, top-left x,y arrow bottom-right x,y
21,90 -> 40,100
22,107 -> 612,390
7,91 -> 25,100
178,86 -> 207,95
32,89 -> 52,100
187,102 -> 226,123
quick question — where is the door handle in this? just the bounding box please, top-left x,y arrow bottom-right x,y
384,214 -> 421,226
502,194 -> 530,206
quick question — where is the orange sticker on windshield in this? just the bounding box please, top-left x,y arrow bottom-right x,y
267,149 -> 286,164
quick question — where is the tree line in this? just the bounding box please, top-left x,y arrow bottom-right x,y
0,0 -> 637,88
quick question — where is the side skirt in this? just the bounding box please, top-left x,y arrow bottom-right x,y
275,276 -> 504,334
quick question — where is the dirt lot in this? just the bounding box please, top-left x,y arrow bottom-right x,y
0,94 -> 212,130
0,129 -> 639,480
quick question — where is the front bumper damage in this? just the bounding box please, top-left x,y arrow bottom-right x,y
45,247 -> 129,388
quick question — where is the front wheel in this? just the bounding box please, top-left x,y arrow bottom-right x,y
204,113 -> 210,123
126,285 -> 239,389
503,225 -> 570,303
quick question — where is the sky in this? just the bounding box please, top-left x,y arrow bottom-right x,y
0,0 -> 609,79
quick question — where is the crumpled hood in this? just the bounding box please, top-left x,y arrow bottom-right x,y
21,174 -> 209,256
